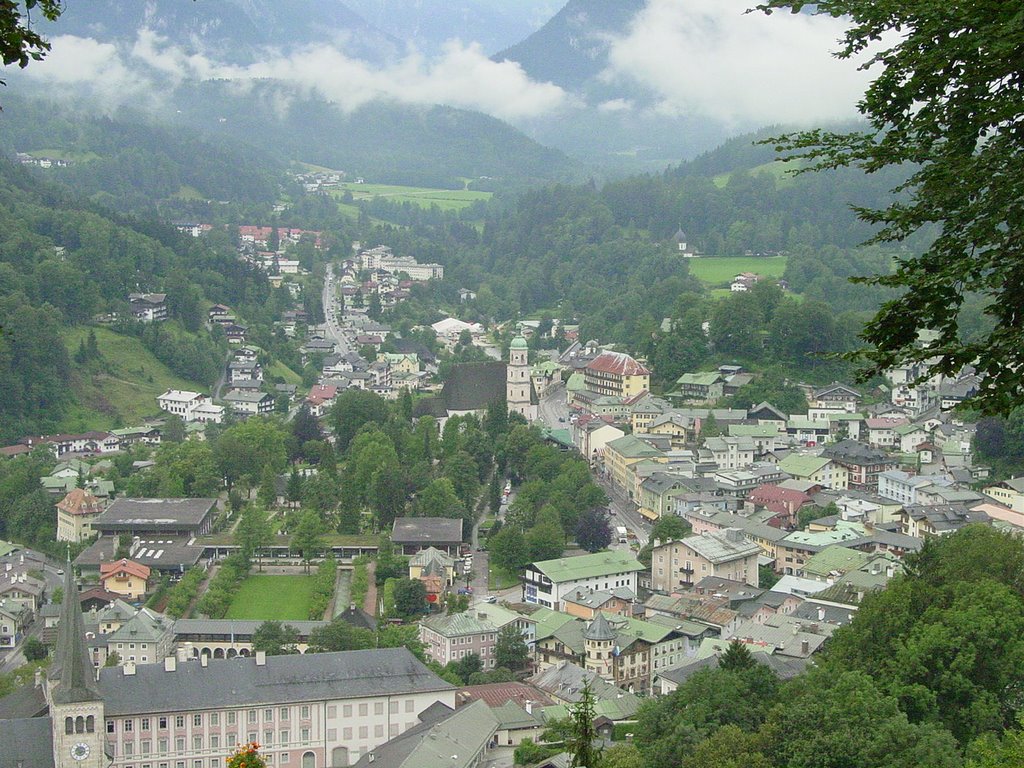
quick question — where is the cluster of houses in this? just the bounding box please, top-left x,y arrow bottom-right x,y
236,225 -> 325,279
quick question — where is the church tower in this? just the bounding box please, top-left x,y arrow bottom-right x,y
583,612 -> 616,682
507,335 -> 532,419
48,567 -> 106,768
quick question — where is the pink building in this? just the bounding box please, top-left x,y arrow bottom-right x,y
419,611 -> 499,669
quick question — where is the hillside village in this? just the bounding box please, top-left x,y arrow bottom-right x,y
0,253 -> 1018,768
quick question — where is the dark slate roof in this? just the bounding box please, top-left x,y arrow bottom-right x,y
821,439 -> 891,466
583,612 -> 616,642
412,396 -> 448,420
442,362 -> 506,412
0,717 -> 54,768
97,647 -> 452,716
93,497 -> 217,531
52,568 -> 101,704
392,517 -> 463,544
335,605 -> 378,631
0,681 -> 48,720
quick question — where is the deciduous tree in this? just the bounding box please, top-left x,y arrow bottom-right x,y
758,0 -> 1024,414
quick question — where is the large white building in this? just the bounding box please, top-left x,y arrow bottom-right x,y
521,551 -> 646,611
157,390 -> 225,424
0,568 -> 457,768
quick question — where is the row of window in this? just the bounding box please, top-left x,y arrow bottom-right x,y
122,750 -> 315,768
117,729 -> 310,756
109,707 -> 310,734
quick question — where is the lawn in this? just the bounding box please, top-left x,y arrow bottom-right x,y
224,575 -> 317,621
329,182 -> 492,212
688,255 -> 788,287
59,326 -> 205,432
488,566 -> 519,591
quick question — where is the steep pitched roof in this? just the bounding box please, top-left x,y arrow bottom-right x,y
441,361 -> 507,412
52,568 -> 102,704
583,612 -> 616,641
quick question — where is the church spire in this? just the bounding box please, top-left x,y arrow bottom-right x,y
51,566 -> 100,704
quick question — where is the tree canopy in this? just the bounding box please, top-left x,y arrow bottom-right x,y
758,0 -> 1024,414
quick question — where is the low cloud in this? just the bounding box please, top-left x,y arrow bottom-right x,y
602,0 -> 869,126
27,32 -> 570,122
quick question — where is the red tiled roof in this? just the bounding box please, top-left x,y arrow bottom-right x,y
57,488 -> 104,516
585,351 -> 650,377
748,484 -> 812,515
455,682 -> 554,708
100,558 -> 151,581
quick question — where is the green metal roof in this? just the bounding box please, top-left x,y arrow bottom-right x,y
566,372 -> 586,391
532,550 -> 645,583
510,336 -> 529,350
605,434 -> 663,459
675,372 -> 723,386
728,425 -> 782,438
777,454 -> 831,477
802,546 -> 871,578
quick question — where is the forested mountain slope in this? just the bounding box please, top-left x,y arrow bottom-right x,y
0,160 -> 272,442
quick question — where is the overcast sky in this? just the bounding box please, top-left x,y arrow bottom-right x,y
25,0 -> 868,127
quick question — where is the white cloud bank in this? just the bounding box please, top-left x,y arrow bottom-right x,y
25,2 -> 869,128
602,0 -> 869,126
28,31 -> 570,121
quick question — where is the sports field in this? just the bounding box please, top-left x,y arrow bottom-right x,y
224,575 -> 317,621
687,255 -> 788,286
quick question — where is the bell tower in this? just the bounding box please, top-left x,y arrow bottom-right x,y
507,334 -> 531,419
48,567 -> 106,768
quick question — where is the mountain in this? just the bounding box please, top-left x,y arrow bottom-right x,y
165,80 -> 581,187
493,0 -> 646,93
48,0 -> 403,64
0,95 -> 284,216
342,0 -> 562,56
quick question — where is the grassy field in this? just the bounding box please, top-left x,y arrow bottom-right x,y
712,160 -> 797,189
224,575 -> 317,620
268,360 -> 302,386
688,255 -> 788,286
59,326 -> 205,432
329,182 -> 492,212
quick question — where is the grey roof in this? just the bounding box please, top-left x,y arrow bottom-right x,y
392,517 -> 463,544
0,717 -> 54,768
669,529 -> 761,564
441,361 -> 507,412
353,700 -> 497,768
0,682 -> 48,720
98,647 -> 452,716
173,621 -> 332,641
105,609 -> 173,644
52,567 -> 102,704
93,497 -> 217,531
822,439 -> 892,466
583,612 -> 616,641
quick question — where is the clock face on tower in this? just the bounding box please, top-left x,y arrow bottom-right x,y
70,742 -> 91,761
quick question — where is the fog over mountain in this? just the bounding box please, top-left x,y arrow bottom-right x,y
14,0 -> 871,169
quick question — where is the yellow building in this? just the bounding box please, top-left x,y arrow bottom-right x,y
584,351 -> 650,399
408,546 -> 457,586
99,558 -> 151,600
56,488 -> 105,543
603,435 -> 665,495
383,352 -> 420,375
